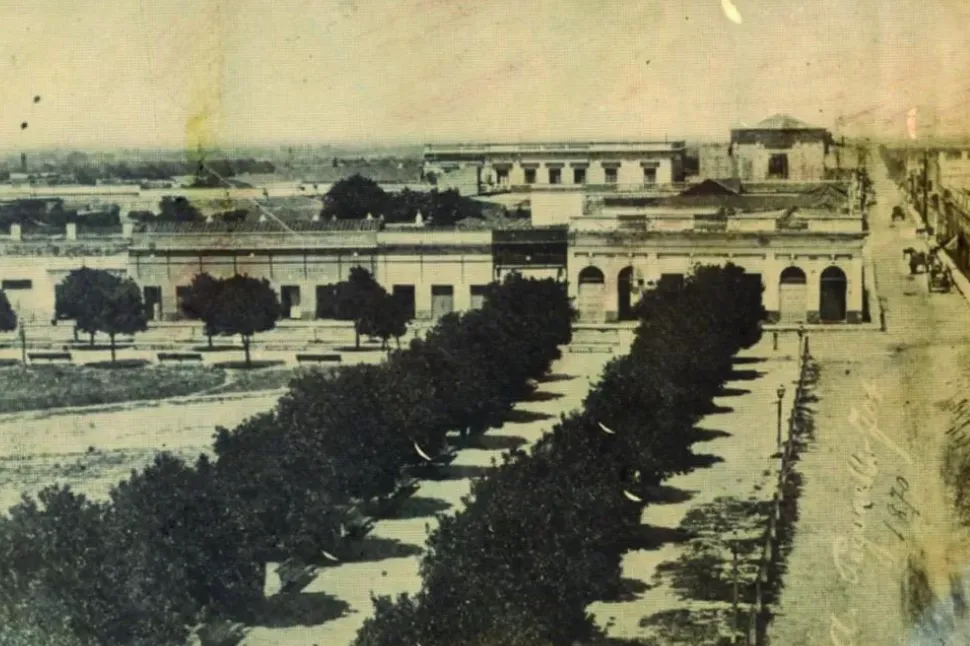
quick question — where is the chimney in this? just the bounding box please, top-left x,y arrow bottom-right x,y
66,222 -> 77,241
122,221 -> 134,238
10,223 -> 21,241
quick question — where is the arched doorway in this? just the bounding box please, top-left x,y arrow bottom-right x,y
617,266 -> 635,321
577,266 -> 605,322
820,266 -> 847,322
778,266 -> 807,323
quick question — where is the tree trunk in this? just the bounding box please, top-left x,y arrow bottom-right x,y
242,335 -> 251,368
395,335 -> 401,350
89,331 -> 95,347
354,322 -> 361,350
72,325 -> 79,342
206,326 -> 214,349
109,333 -> 116,363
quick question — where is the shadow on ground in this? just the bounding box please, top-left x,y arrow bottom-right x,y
728,369 -> 766,381
339,536 -> 424,563
389,495 -> 453,519
427,464 -> 493,481
718,386 -> 752,397
523,390 -> 565,402
687,428 -> 733,443
248,592 -> 352,628
688,453 -> 725,469
462,434 -> 529,452
606,577 -> 651,602
626,524 -> 696,551
503,408 -> 555,424
643,485 -> 696,505
733,356 -> 766,365
538,372 -> 577,383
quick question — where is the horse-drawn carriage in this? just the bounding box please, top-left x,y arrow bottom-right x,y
928,257 -> 953,293
903,248 -> 927,274
892,205 -> 907,223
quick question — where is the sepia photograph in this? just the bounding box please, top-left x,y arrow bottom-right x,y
0,1 -> 967,645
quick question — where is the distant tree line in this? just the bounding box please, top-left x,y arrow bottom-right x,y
0,200 -> 121,231
0,273 -> 571,646
354,263 -> 765,646
321,174 -> 484,226
71,158 -> 276,185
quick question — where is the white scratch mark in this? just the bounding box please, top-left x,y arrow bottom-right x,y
721,0 -> 743,25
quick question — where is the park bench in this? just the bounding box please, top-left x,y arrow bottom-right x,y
295,353 -> 342,364
28,351 -> 72,364
156,352 -> 204,364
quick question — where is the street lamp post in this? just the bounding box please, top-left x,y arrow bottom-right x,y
776,385 -> 787,454
18,321 -> 26,366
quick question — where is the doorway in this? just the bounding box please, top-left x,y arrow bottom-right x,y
819,266 -> 847,322
768,154 -> 789,179
281,285 -> 302,319
143,286 -> 162,321
431,285 -> 454,318
577,266 -> 605,322
617,266 -> 635,320
778,267 -> 807,323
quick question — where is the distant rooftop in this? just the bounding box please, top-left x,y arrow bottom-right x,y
743,114 -> 819,130
139,219 -> 380,235
424,141 -> 686,157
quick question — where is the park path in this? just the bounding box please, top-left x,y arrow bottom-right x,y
766,158 -> 970,645
241,350 -> 614,646
586,334 -> 801,641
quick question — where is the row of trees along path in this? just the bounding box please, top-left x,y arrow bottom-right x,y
353,263 -> 767,646
0,274 -> 573,646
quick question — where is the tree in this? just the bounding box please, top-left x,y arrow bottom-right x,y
360,292 -> 411,350
321,174 -> 388,220
211,274 -> 280,367
95,278 -> 148,363
158,196 -> 202,223
108,453 -> 263,618
180,273 -> 223,348
56,270 -> 147,361
55,267 -> 119,346
333,267 -> 387,349
0,290 -> 16,332
0,486 -> 195,646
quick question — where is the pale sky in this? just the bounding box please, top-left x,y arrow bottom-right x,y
0,0 -> 969,150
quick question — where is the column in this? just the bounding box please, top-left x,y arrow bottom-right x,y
846,258 -> 864,324
302,282 -> 317,320
763,258 -> 781,322
603,259 -> 618,322
805,264 -> 822,324
453,279 -> 472,313
415,282 -> 432,320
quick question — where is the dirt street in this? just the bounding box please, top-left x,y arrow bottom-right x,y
768,158 -> 970,645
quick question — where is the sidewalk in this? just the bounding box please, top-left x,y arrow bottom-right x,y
904,201 -> 970,305
587,334 -> 802,641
